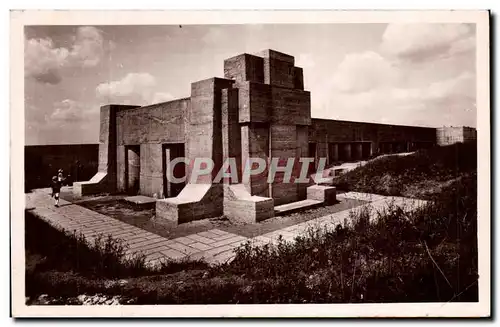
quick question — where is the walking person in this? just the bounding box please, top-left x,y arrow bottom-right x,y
51,175 -> 62,207
57,168 -> 71,186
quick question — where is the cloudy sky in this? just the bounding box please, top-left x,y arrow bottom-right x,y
24,23 -> 476,145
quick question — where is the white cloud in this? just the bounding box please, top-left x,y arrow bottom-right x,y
96,73 -> 175,105
96,73 -> 155,99
380,23 -> 475,61
296,53 -> 316,69
314,23 -> 476,128
330,51 -> 399,93
26,99 -> 100,144
25,26 -> 106,84
24,38 -> 70,84
202,27 -> 224,44
49,99 -> 98,124
316,72 -> 476,128
68,26 -> 105,67
152,92 -> 175,104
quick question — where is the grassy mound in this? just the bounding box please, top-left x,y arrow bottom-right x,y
332,142 -> 477,199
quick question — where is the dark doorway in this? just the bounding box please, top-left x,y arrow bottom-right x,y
352,143 -> 363,160
162,143 -> 186,198
328,143 -> 338,165
362,142 -> 371,159
125,145 -> 140,195
339,143 -> 351,161
308,142 -> 317,173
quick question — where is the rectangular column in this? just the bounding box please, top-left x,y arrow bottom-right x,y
139,143 -> 163,197
116,145 -> 126,192
186,78 -> 234,184
269,124 -> 297,205
221,88 -> 241,183
296,125 -> 309,200
241,124 -> 270,197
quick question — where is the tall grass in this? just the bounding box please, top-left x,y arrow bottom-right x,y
215,173 -> 477,303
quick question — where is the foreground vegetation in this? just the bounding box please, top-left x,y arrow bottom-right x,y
26,143 -> 478,304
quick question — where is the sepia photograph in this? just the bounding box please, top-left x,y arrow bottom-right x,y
10,10 -> 490,317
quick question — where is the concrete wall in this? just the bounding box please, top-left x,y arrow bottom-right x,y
310,119 -> 437,162
224,54 -> 264,85
256,49 -> 305,91
115,99 -> 189,197
116,99 -> 189,146
437,126 -> 477,145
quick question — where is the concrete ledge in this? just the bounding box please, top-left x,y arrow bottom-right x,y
223,184 -> 275,223
224,196 -> 274,224
123,195 -> 157,209
72,172 -> 110,198
155,184 -> 223,225
275,199 -> 322,216
307,185 -> 337,205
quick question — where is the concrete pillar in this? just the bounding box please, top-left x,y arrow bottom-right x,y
127,146 -> 140,194
186,78 -> 234,184
164,148 -> 172,198
139,143 -> 163,198
221,88 -> 241,184
241,124 -> 270,197
296,125 -> 309,200
269,124 -> 297,205
116,145 -> 126,192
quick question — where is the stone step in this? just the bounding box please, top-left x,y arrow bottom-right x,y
274,199 -> 322,216
123,195 -> 157,209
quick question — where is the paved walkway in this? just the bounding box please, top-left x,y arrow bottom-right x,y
25,189 -> 428,267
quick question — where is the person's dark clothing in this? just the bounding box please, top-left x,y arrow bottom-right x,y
51,180 -> 62,196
